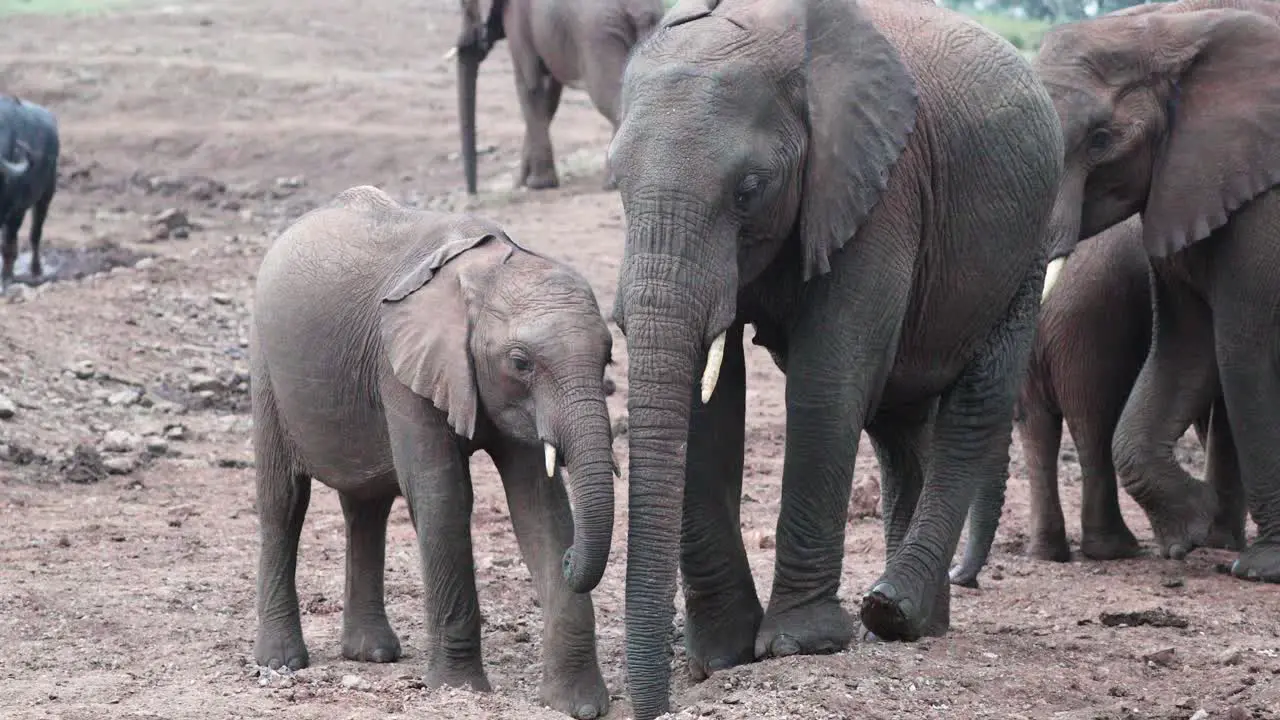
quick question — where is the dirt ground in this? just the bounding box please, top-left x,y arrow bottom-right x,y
0,1 -> 1277,718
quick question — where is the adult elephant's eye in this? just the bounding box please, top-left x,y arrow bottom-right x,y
511,352 -> 532,373
734,173 -> 767,209
1088,127 -> 1112,154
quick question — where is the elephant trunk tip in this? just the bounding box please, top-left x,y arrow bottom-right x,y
562,546 -> 604,594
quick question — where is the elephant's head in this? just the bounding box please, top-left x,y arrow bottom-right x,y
379,228 -> 616,593
605,0 -> 916,715
1035,0 -> 1280,298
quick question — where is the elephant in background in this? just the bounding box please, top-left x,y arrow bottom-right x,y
250,186 -> 616,719
949,214 -> 1248,588
453,0 -> 665,193
605,0 -> 1063,716
1034,0 -> 1280,582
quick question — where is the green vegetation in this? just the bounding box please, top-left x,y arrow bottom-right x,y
0,0 -> 135,17
964,11 -> 1053,52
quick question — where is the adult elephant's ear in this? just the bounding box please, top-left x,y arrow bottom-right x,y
660,0 -> 719,28
379,227 -> 508,439
1143,8 -> 1280,257
800,0 -> 917,281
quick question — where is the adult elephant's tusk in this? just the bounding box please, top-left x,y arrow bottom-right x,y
701,331 -> 726,404
545,442 -> 557,478
1041,256 -> 1065,303
443,46 -> 459,62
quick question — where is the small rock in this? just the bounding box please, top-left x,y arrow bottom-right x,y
1142,647 -> 1177,667
101,430 -> 141,453
0,393 -> 16,420
107,389 -> 141,407
1225,707 -> 1250,720
611,414 -> 629,440
849,473 -> 882,519
1217,646 -> 1245,666
164,424 -> 188,440
187,373 -> 224,393
144,436 -> 169,455
603,376 -> 617,396
275,175 -> 306,189
103,456 -> 137,475
134,257 -> 155,270
61,445 -> 108,484
67,360 -> 96,380
340,674 -> 370,691
1189,710 -> 1209,720
1160,574 -> 1185,588
210,292 -> 233,305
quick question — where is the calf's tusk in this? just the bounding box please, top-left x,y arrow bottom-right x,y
545,442 -> 557,479
1041,256 -> 1065,303
443,47 -> 459,62
700,331 -> 726,404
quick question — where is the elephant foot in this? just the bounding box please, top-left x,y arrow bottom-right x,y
859,580 -> 933,643
947,561 -> 982,589
1206,508 -> 1247,551
423,660 -> 492,694
685,609 -> 762,681
1079,527 -> 1143,561
1142,479 -> 1216,560
254,623 -> 310,671
539,663 -> 610,719
1229,537 -> 1280,583
753,597 -> 853,660
341,616 -> 402,663
519,167 -> 560,191
1027,532 -> 1072,563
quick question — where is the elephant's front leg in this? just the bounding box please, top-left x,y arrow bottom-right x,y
383,381 -> 490,692
490,441 -> 609,720
680,323 -> 762,680
508,40 -> 563,190
862,268 -> 1039,642
338,491 -> 402,663
755,252 -> 912,659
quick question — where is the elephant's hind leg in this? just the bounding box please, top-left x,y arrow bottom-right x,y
252,384 -> 312,670
509,39 -> 562,190
862,267 -> 1039,642
1019,392 -> 1071,563
679,323 -> 762,681
339,491 -> 402,663
1112,270 -> 1218,560
491,441 -> 609,720
1204,397 -> 1247,551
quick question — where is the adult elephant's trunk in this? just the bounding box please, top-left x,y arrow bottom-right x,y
557,392 -> 619,594
456,50 -> 481,195
622,301 -> 702,720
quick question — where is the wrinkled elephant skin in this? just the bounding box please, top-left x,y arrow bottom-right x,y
1033,0 -> 1280,583
605,0 -> 1064,716
249,186 -> 617,720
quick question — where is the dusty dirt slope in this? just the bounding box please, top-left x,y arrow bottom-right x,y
0,1 -> 1277,718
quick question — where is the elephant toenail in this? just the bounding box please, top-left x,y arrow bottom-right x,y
1169,543 -> 1188,560
871,582 -> 899,600
576,704 -> 599,719
771,634 -> 801,657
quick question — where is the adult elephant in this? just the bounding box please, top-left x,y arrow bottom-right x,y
605,0 -> 1063,716
453,0 -> 665,193
948,215 -> 1249,589
1034,0 -> 1280,582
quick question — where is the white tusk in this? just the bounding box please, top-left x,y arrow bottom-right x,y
545,442 -> 557,479
1041,257 -> 1066,303
443,47 -> 459,62
700,332 -> 727,404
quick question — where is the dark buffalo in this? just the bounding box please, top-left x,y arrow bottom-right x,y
0,95 -> 60,291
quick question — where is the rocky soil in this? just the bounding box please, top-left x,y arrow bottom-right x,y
1,0 -> 1277,718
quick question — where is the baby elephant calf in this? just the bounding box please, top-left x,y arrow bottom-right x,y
0,95 -> 59,291
250,186 -> 616,719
